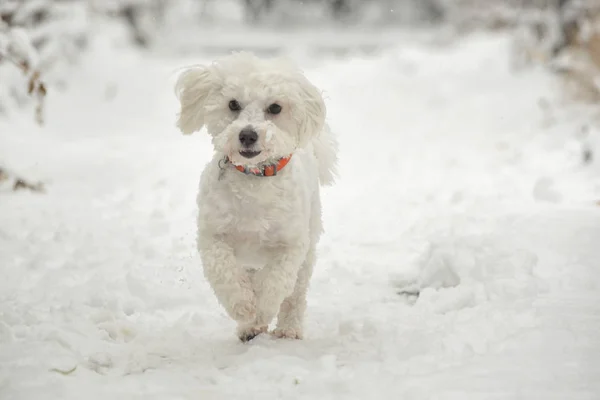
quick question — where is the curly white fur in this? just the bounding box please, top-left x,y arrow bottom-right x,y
175,52 -> 338,341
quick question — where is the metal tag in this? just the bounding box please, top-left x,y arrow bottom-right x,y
218,157 -> 228,181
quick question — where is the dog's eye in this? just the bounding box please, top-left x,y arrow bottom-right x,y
267,103 -> 282,115
229,100 -> 242,111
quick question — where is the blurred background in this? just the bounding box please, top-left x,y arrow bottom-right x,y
2,0 -> 600,124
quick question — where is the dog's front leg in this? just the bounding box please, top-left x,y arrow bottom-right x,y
251,244 -> 306,331
199,234 -> 256,324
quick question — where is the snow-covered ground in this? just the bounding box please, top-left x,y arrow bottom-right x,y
1,32 -> 599,399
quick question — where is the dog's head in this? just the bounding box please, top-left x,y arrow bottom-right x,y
175,52 -> 326,166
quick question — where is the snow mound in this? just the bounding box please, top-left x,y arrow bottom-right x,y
396,228 -> 540,311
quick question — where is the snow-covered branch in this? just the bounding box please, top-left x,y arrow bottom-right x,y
0,26 -> 47,125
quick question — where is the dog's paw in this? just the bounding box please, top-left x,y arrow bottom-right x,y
231,299 -> 257,323
237,325 -> 268,343
271,328 -> 303,340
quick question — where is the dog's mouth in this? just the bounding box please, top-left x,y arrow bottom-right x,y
239,150 -> 261,159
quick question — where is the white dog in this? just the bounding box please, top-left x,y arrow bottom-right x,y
174,52 -> 338,341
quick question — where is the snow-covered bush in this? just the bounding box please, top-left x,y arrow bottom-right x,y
0,9 -> 46,123
0,0 -> 88,118
548,2 -> 600,103
507,1 -> 600,104
429,0 -> 600,107
0,8 -> 46,191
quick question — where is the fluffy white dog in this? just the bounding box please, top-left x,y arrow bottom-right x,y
174,52 -> 338,342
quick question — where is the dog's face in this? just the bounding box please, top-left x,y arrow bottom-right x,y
175,52 -> 326,166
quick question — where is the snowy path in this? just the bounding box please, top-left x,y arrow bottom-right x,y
1,33 -> 600,399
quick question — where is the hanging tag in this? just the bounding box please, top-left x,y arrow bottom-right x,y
218,157 -> 228,181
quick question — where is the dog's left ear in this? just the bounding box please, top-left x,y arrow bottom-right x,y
297,77 -> 326,144
175,65 -> 216,135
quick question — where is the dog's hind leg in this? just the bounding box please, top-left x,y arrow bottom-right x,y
272,194 -> 322,340
235,245 -> 306,342
271,245 -> 315,340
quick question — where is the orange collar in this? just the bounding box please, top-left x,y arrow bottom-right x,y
222,154 -> 292,177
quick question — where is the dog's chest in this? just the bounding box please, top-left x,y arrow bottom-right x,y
205,180 -> 299,244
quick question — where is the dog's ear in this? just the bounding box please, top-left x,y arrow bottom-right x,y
175,65 -> 216,135
297,77 -> 326,144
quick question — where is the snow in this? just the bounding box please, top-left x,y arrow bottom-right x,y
1,31 -> 600,399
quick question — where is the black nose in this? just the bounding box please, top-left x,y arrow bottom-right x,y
239,128 -> 258,147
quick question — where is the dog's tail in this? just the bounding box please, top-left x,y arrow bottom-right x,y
312,124 -> 338,186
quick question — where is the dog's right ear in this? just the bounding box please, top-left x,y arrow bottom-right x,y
174,65 -> 215,134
